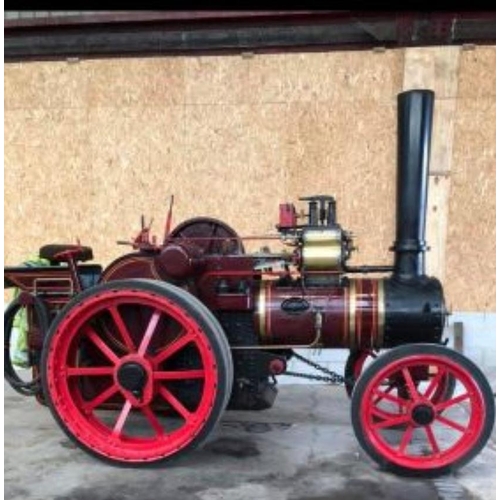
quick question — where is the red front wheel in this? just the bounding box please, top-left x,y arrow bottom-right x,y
351,344 -> 495,476
41,279 -> 233,465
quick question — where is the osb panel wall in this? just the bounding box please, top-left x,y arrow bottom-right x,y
4,47 -> 495,311
445,47 -> 496,312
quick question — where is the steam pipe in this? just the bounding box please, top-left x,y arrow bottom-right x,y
344,265 -> 394,274
392,89 -> 434,280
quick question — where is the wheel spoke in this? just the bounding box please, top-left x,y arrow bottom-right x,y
138,310 -> 162,356
109,306 -> 136,353
67,366 -> 114,377
158,385 -> 192,421
141,405 -> 165,436
83,384 -> 119,412
371,407 -> 410,429
435,392 -> 471,412
371,406 -> 398,420
402,367 -> 420,401
154,369 -> 206,381
84,325 -> 119,364
374,387 -> 408,407
112,401 -> 132,437
424,425 -> 441,454
207,222 -> 218,253
153,331 -> 196,366
435,414 -> 467,433
424,367 -> 446,398
398,425 -> 414,454
374,415 -> 411,429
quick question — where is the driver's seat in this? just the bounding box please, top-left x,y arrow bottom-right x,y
39,244 -> 93,264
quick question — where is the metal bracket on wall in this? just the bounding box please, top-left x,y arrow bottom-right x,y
453,321 -> 464,353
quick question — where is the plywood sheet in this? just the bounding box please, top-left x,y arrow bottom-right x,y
280,50 -> 404,103
445,97 -> 495,312
86,105 -> 186,263
184,55 -> 248,105
182,103 -> 287,252
184,49 -> 405,106
4,108 -> 91,265
4,46 -> 495,312
285,99 -> 398,266
429,99 -> 457,175
403,46 -> 460,98
86,57 -> 185,108
457,46 -> 496,99
4,61 -> 89,110
425,175 -> 451,281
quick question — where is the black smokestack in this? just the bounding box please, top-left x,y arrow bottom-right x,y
393,89 -> 434,280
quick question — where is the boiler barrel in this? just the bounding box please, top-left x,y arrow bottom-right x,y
254,277 -> 445,348
254,279 -> 384,349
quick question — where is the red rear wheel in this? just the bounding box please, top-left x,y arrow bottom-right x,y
41,279 -> 232,465
351,344 -> 495,476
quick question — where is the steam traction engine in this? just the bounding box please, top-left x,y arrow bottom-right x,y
4,90 -> 494,476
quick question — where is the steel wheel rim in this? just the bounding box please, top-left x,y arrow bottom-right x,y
45,289 -> 218,462
359,354 -> 486,470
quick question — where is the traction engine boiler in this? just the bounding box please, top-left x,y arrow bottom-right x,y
4,90 -> 495,476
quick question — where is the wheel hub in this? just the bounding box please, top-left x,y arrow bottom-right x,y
411,403 -> 435,426
117,362 -> 147,393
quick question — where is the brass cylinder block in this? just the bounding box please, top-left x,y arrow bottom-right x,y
301,227 -> 343,271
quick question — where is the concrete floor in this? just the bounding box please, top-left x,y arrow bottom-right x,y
4,383 -> 495,500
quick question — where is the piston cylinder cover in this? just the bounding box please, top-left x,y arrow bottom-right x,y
156,243 -> 204,279
301,227 -> 344,271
